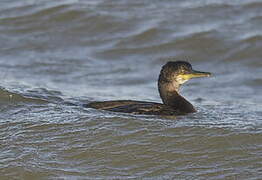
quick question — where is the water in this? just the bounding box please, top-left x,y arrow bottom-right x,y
0,0 -> 262,179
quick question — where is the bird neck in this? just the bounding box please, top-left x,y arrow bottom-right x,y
158,81 -> 196,113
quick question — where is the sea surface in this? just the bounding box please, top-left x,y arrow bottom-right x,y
0,0 -> 262,179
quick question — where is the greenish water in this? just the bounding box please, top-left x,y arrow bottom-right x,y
0,0 -> 262,179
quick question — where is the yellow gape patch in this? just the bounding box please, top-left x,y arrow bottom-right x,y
176,74 -> 190,85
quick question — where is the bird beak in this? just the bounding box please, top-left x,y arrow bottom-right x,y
189,70 -> 212,78
180,70 -> 211,80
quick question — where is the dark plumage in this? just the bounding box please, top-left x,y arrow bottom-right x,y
85,61 -> 211,116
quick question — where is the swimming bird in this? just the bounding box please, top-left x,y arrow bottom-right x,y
85,61 -> 211,115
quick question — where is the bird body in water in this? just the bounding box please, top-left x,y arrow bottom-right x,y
85,61 -> 211,116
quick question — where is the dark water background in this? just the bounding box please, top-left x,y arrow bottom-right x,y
0,0 -> 262,179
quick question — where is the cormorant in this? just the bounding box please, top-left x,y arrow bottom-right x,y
85,61 -> 211,115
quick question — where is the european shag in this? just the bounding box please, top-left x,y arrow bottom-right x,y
85,61 -> 211,115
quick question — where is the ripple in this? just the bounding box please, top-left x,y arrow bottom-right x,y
1,0 -> 262,179
0,88 -> 48,104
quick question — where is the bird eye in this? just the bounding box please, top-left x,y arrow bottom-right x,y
180,68 -> 186,74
